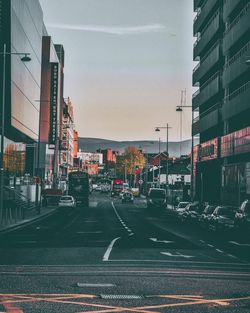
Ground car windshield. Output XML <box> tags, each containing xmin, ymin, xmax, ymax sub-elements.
<box><xmin>178</xmin><ymin>202</ymin><xmax>189</xmax><ymax>208</ymax></box>
<box><xmin>114</xmin><ymin>185</ymin><xmax>123</xmax><ymax>189</ymax></box>
<box><xmin>60</xmin><ymin>196</ymin><xmax>72</xmax><ymax>201</ymax></box>
<box><xmin>149</xmin><ymin>190</ymin><xmax>166</xmax><ymax>198</ymax></box>
<box><xmin>218</xmin><ymin>208</ymin><xmax>236</xmax><ymax>217</ymax></box>
<box><xmin>204</xmin><ymin>206</ymin><xmax>216</xmax><ymax>214</ymax></box>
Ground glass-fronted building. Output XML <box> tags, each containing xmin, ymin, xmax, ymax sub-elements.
<box><xmin>0</xmin><ymin>0</ymin><xmax>45</xmax><ymax>183</ymax></box>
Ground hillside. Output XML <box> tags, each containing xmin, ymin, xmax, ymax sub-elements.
<box><xmin>78</xmin><ymin>137</ymin><xmax>197</xmax><ymax>157</ymax></box>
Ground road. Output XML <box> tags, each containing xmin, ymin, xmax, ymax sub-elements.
<box><xmin>0</xmin><ymin>192</ymin><xmax>249</xmax><ymax>312</ymax></box>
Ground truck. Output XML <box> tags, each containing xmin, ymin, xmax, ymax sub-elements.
<box><xmin>111</xmin><ymin>179</ymin><xmax>124</xmax><ymax>197</ymax></box>
<box><xmin>68</xmin><ymin>171</ymin><xmax>90</xmax><ymax>206</ymax></box>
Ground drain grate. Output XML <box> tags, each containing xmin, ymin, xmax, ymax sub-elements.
<box><xmin>100</xmin><ymin>294</ymin><xmax>144</xmax><ymax>300</ymax></box>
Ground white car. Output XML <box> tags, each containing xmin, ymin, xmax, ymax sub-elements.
<box><xmin>58</xmin><ymin>196</ymin><xmax>76</xmax><ymax>208</ymax></box>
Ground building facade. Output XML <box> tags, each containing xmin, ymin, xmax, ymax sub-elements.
<box><xmin>0</xmin><ymin>0</ymin><xmax>45</xmax><ymax>183</ymax></box>
<box><xmin>192</xmin><ymin>0</ymin><xmax>250</xmax><ymax>205</ymax></box>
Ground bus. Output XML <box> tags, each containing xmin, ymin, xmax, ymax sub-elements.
<box><xmin>111</xmin><ymin>179</ymin><xmax>124</xmax><ymax>197</ymax></box>
<box><xmin>68</xmin><ymin>171</ymin><xmax>90</xmax><ymax>206</ymax></box>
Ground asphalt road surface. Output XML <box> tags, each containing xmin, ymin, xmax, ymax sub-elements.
<box><xmin>0</xmin><ymin>193</ymin><xmax>249</xmax><ymax>312</ymax></box>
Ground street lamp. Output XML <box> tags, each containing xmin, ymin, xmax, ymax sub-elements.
<box><xmin>155</xmin><ymin>124</ymin><xmax>171</xmax><ymax>189</ymax></box>
<box><xmin>0</xmin><ymin>44</ymin><xmax>31</xmax><ymax>223</ymax></box>
<box><xmin>176</xmin><ymin>104</ymin><xmax>193</xmax><ymax>200</ymax></box>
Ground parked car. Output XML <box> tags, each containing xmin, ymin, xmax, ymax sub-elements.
<box><xmin>234</xmin><ymin>200</ymin><xmax>250</xmax><ymax>232</ymax></box>
<box><xmin>121</xmin><ymin>191</ymin><xmax>134</xmax><ymax>203</ymax></box>
<box><xmin>58</xmin><ymin>196</ymin><xmax>76</xmax><ymax>208</ymax></box>
<box><xmin>172</xmin><ymin>201</ymin><xmax>190</xmax><ymax>217</ymax></box>
<box><xmin>95</xmin><ymin>185</ymin><xmax>102</xmax><ymax>191</ymax></box>
<box><xmin>147</xmin><ymin>188</ymin><xmax>167</xmax><ymax>212</ymax></box>
<box><xmin>210</xmin><ymin>206</ymin><xmax>237</xmax><ymax>232</ymax></box>
<box><xmin>199</xmin><ymin>204</ymin><xmax>217</xmax><ymax>228</ymax></box>
<box><xmin>179</xmin><ymin>202</ymin><xmax>202</xmax><ymax>223</ymax></box>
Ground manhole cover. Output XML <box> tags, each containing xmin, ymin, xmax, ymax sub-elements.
<box><xmin>100</xmin><ymin>295</ymin><xmax>144</xmax><ymax>300</ymax></box>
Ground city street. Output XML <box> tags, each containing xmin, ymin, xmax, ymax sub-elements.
<box><xmin>0</xmin><ymin>193</ymin><xmax>249</xmax><ymax>312</ymax></box>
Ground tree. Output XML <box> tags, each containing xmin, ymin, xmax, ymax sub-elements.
<box><xmin>116</xmin><ymin>146</ymin><xmax>145</xmax><ymax>181</ymax></box>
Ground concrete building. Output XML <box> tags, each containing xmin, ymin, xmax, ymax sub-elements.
<box><xmin>192</xmin><ymin>0</ymin><xmax>250</xmax><ymax>205</ymax></box>
<box><xmin>59</xmin><ymin>98</ymin><xmax>75</xmax><ymax>177</ymax></box>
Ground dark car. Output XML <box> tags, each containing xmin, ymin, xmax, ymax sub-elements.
<box><xmin>121</xmin><ymin>191</ymin><xmax>134</xmax><ymax>204</ymax></box>
<box><xmin>199</xmin><ymin>205</ymin><xmax>217</xmax><ymax>228</ymax></box>
<box><xmin>179</xmin><ymin>202</ymin><xmax>202</xmax><ymax>223</ymax></box>
<box><xmin>210</xmin><ymin>206</ymin><xmax>237</xmax><ymax>232</ymax></box>
<box><xmin>234</xmin><ymin>200</ymin><xmax>250</xmax><ymax>233</ymax></box>
<box><xmin>147</xmin><ymin>188</ymin><xmax>167</xmax><ymax>212</ymax></box>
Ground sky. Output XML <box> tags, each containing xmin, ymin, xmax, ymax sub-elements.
<box><xmin>39</xmin><ymin>0</ymin><xmax>195</xmax><ymax>142</ymax></box>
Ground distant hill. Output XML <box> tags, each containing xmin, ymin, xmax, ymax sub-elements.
<box><xmin>78</xmin><ymin>137</ymin><xmax>198</xmax><ymax>157</ymax></box>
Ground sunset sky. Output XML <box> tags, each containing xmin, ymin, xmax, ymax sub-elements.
<box><xmin>39</xmin><ymin>0</ymin><xmax>195</xmax><ymax>141</ymax></box>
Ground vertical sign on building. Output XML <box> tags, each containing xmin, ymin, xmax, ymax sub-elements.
<box><xmin>49</xmin><ymin>63</ymin><xmax>59</xmax><ymax>145</ymax></box>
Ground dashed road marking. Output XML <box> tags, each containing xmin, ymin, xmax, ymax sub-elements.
<box><xmin>111</xmin><ymin>201</ymin><xmax>134</xmax><ymax>235</ymax></box>
<box><xmin>161</xmin><ymin>252</ymin><xmax>194</xmax><ymax>259</ymax></box>
<box><xmin>216</xmin><ymin>249</ymin><xmax>224</xmax><ymax>254</ymax></box>
<box><xmin>229</xmin><ymin>241</ymin><xmax>250</xmax><ymax>247</ymax></box>
<box><xmin>150</xmin><ymin>238</ymin><xmax>174</xmax><ymax>244</ymax></box>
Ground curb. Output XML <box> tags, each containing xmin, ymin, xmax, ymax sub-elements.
<box><xmin>0</xmin><ymin>207</ymin><xmax>57</xmax><ymax>234</ymax></box>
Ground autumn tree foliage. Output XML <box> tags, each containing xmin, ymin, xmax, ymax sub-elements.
<box><xmin>116</xmin><ymin>146</ymin><xmax>145</xmax><ymax>178</ymax></box>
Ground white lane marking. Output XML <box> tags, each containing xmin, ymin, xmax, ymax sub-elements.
<box><xmin>150</xmin><ymin>238</ymin><xmax>174</xmax><ymax>244</ymax></box>
<box><xmin>229</xmin><ymin>241</ymin><xmax>250</xmax><ymax>247</ymax></box>
<box><xmin>199</xmin><ymin>240</ymin><xmax>205</xmax><ymax>244</ymax></box>
<box><xmin>77</xmin><ymin>283</ymin><xmax>115</xmax><ymax>287</ymax></box>
<box><xmin>207</xmin><ymin>244</ymin><xmax>214</xmax><ymax>248</ymax></box>
<box><xmin>111</xmin><ymin>201</ymin><xmax>134</xmax><ymax>235</ymax></box>
<box><xmin>216</xmin><ymin>249</ymin><xmax>224</xmax><ymax>254</ymax></box>
<box><xmin>103</xmin><ymin>237</ymin><xmax>120</xmax><ymax>262</ymax></box>
<box><xmin>161</xmin><ymin>252</ymin><xmax>194</xmax><ymax>259</ymax></box>
<box><xmin>227</xmin><ymin>254</ymin><xmax>238</xmax><ymax>259</ymax></box>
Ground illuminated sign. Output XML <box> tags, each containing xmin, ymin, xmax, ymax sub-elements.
<box><xmin>199</xmin><ymin>138</ymin><xmax>218</xmax><ymax>161</ymax></box>
<box><xmin>49</xmin><ymin>63</ymin><xmax>59</xmax><ymax>145</ymax></box>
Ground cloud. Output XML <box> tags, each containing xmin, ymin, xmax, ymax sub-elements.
<box><xmin>46</xmin><ymin>23</ymin><xmax>168</xmax><ymax>35</ymax></box>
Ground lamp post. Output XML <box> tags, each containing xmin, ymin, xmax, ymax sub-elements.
<box><xmin>176</xmin><ymin>104</ymin><xmax>193</xmax><ymax>200</ymax></box>
<box><xmin>0</xmin><ymin>44</ymin><xmax>31</xmax><ymax>222</ymax></box>
<box><xmin>155</xmin><ymin>124</ymin><xmax>172</xmax><ymax>189</ymax></box>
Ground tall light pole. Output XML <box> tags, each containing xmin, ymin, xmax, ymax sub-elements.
<box><xmin>176</xmin><ymin>104</ymin><xmax>193</xmax><ymax>200</ymax></box>
<box><xmin>155</xmin><ymin>124</ymin><xmax>172</xmax><ymax>189</ymax></box>
<box><xmin>0</xmin><ymin>44</ymin><xmax>31</xmax><ymax>222</ymax></box>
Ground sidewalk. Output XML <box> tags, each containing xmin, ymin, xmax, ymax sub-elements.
<box><xmin>0</xmin><ymin>205</ymin><xmax>57</xmax><ymax>233</ymax></box>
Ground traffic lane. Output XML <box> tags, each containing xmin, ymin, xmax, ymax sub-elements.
<box><xmin>0</xmin><ymin>194</ymin><xmax>128</xmax><ymax>265</ymax></box>
<box><xmin>0</xmin><ymin>266</ymin><xmax>250</xmax><ymax>312</ymax></box>
<box><xmin>109</xmin><ymin>198</ymin><xmax>240</xmax><ymax>265</ymax></box>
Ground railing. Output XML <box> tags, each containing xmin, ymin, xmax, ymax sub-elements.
<box><xmin>2</xmin><ymin>186</ymin><xmax>37</xmax><ymax>225</ymax></box>
<box><xmin>192</xmin><ymin>102</ymin><xmax>220</xmax><ymax>123</ymax></box>
<box><xmin>224</xmin><ymin>81</ymin><xmax>250</xmax><ymax>102</ymax></box>
<box><xmin>225</xmin><ymin>2</ymin><xmax>250</xmax><ymax>33</ymax></box>
<box><xmin>225</xmin><ymin>41</ymin><xmax>250</xmax><ymax>68</ymax></box>
<box><xmin>200</xmin><ymin>71</ymin><xmax>220</xmax><ymax>91</ymax></box>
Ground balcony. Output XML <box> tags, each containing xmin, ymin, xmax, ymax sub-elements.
<box><xmin>193</xmin><ymin>0</ymin><xmax>218</xmax><ymax>35</ymax></box>
<box><xmin>192</xmin><ymin>73</ymin><xmax>220</xmax><ymax>110</ymax></box>
<box><xmin>193</xmin><ymin>41</ymin><xmax>220</xmax><ymax>85</ymax></box>
<box><xmin>223</xmin><ymin>41</ymin><xmax>250</xmax><ymax>87</ymax></box>
<box><xmin>223</xmin><ymin>0</ymin><xmax>242</xmax><ymax>21</ymax></box>
<box><xmin>223</xmin><ymin>3</ymin><xmax>250</xmax><ymax>53</ymax></box>
<box><xmin>222</xmin><ymin>81</ymin><xmax>250</xmax><ymax>120</ymax></box>
<box><xmin>194</xmin><ymin>11</ymin><xmax>220</xmax><ymax>59</ymax></box>
<box><xmin>194</xmin><ymin>0</ymin><xmax>205</xmax><ymax>11</ymax></box>
<box><xmin>192</xmin><ymin>104</ymin><xmax>220</xmax><ymax>135</ymax></box>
